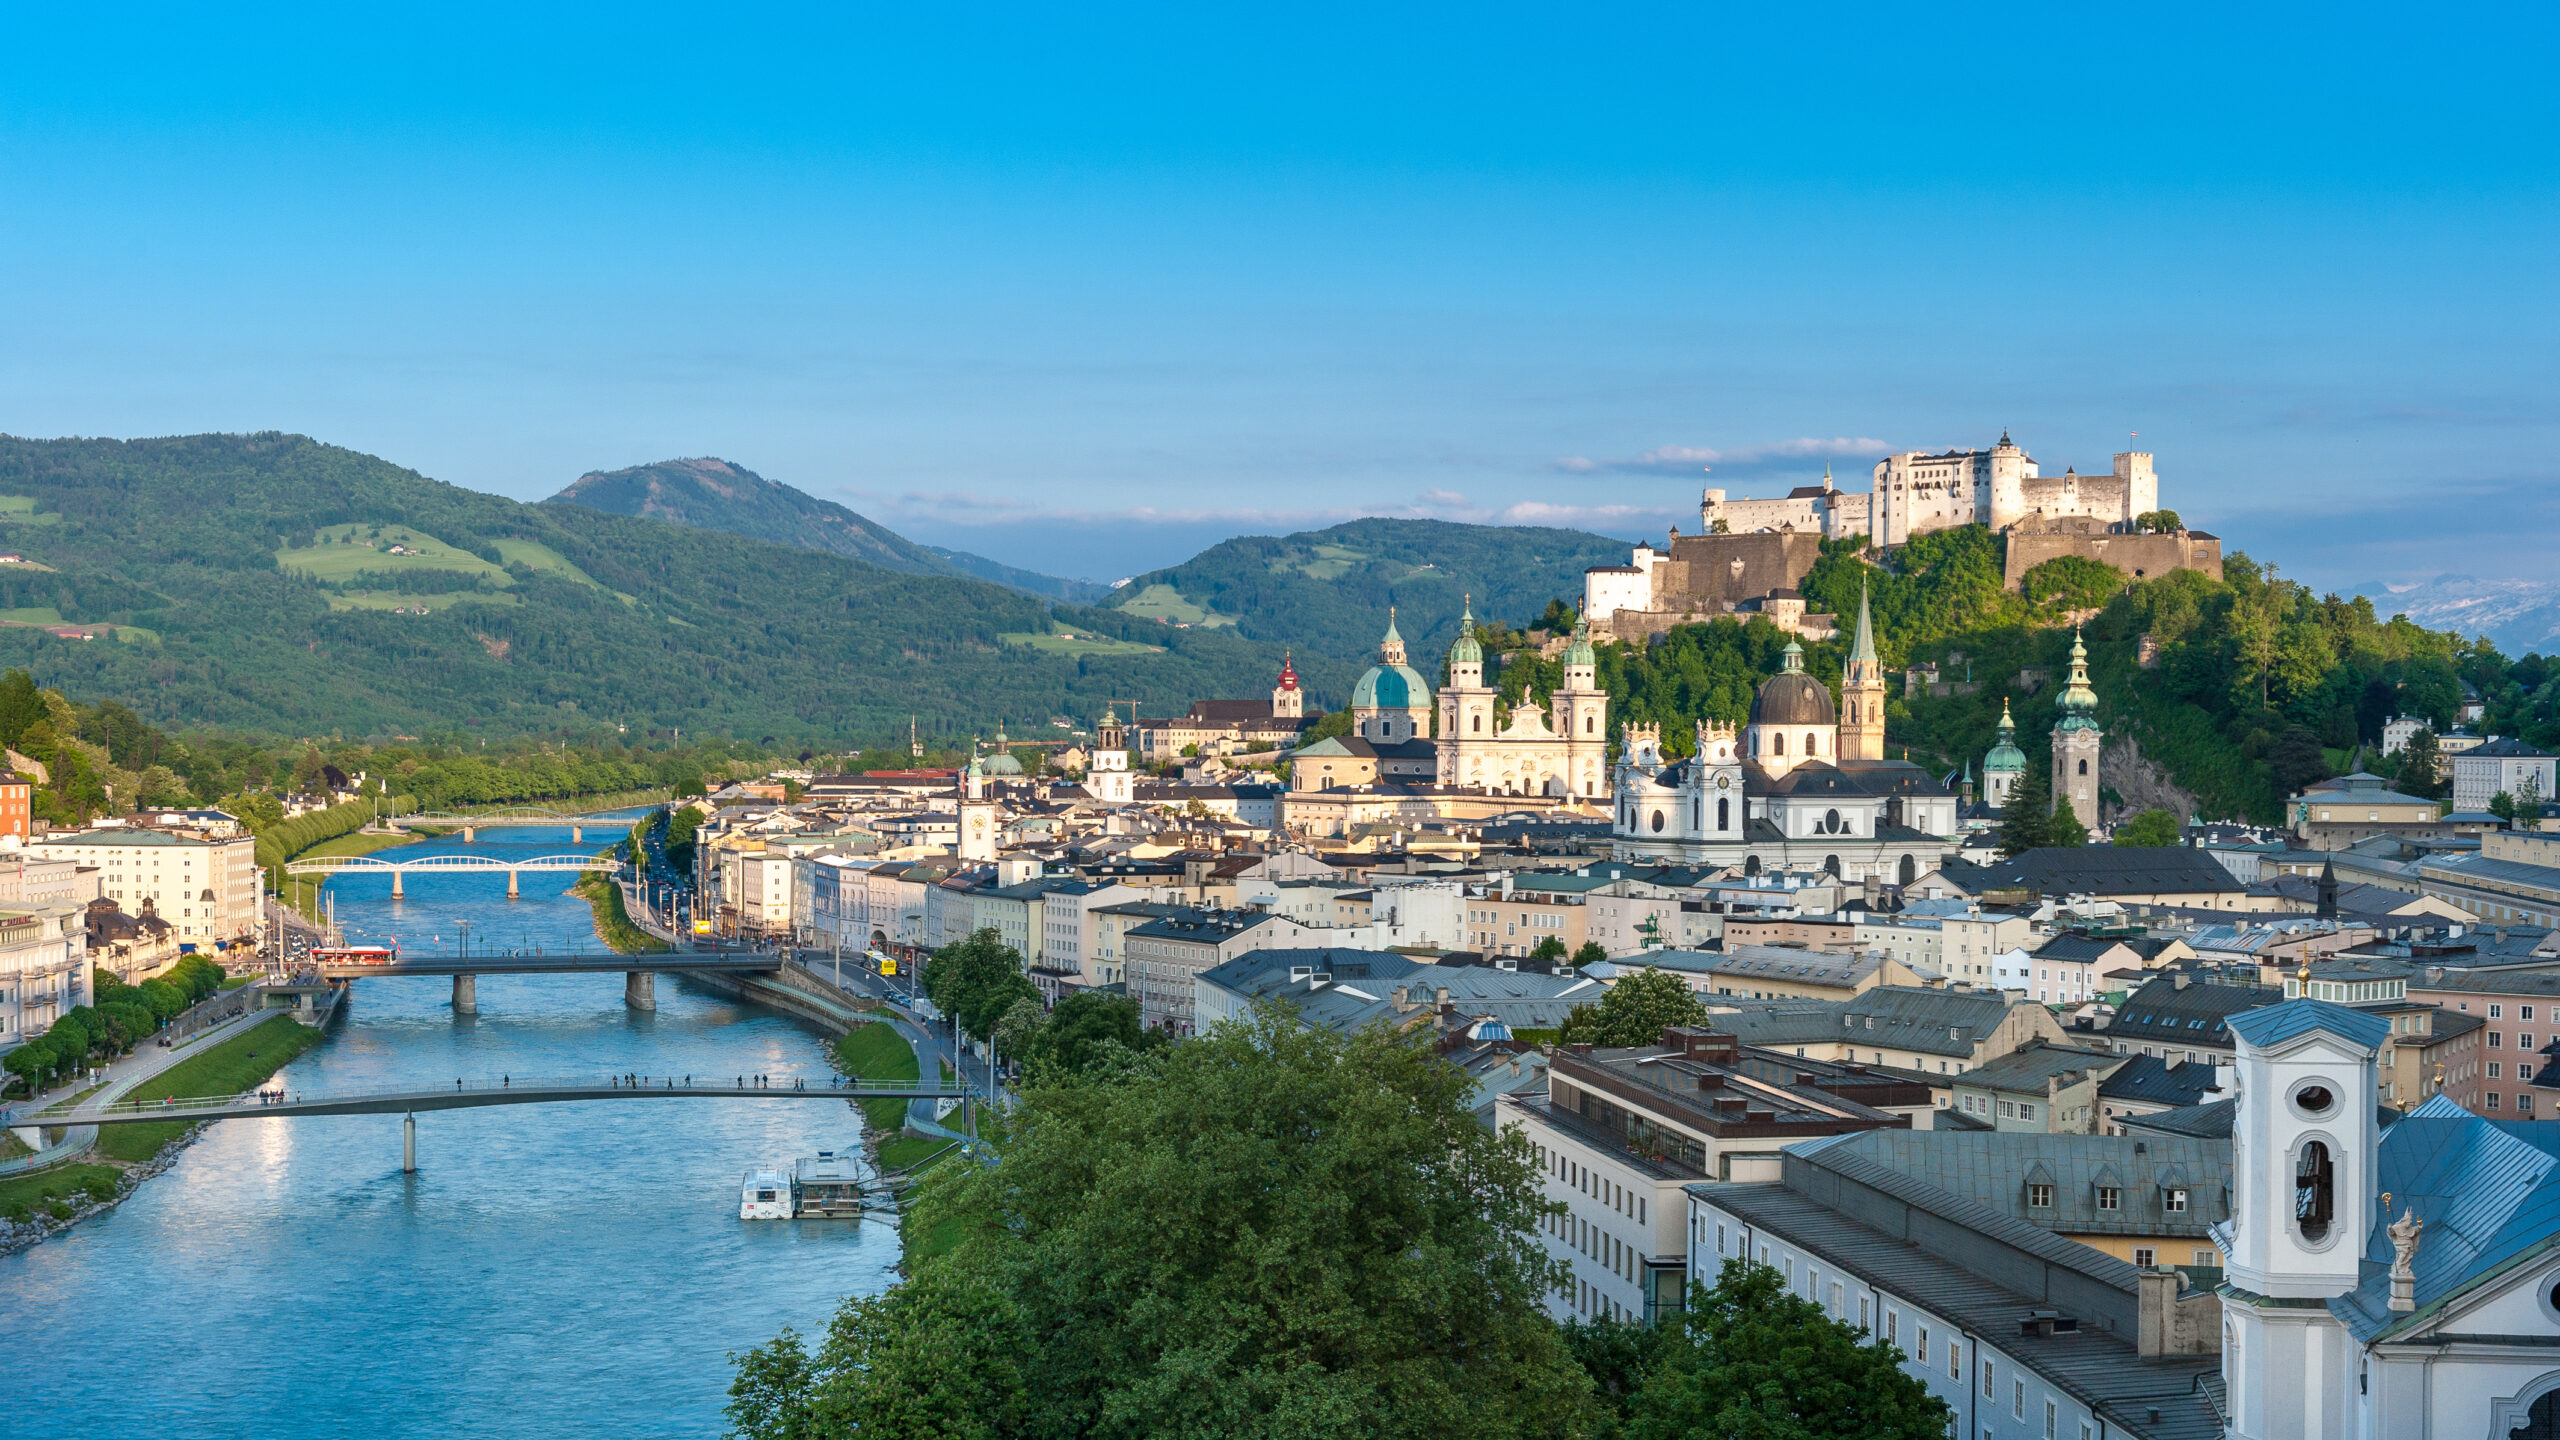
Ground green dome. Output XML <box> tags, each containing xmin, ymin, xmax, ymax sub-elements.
<box><xmin>1564</xmin><ymin>617</ymin><xmax>1594</xmax><ymax>668</ymax></box>
<box><xmin>984</xmin><ymin>751</ymin><xmax>1025</xmax><ymax>776</ymax></box>
<box><xmin>1448</xmin><ymin>597</ymin><xmax>1482</xmax><ymax>666</ymax></box>
<box><xmin>1985</xmin><ymin>697</ymin><xmax>2026</xmax><ymax>773</ymax></box>
<box><xmin>1353</xmin><ymin>662</ymin><xmax>1432</xmax><ymax>710</ymax></box>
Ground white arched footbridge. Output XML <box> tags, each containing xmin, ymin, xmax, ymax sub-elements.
<box><xmin>281</xmin><ymin>852</ymin><xmax>615</xmax><ymax>898</ymax></box>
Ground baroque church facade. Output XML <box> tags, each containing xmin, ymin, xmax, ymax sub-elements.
<box><xmin>1606</xmin><ymin>586</ymin><xmax>1959</xmax><ymax>881</ymax></box>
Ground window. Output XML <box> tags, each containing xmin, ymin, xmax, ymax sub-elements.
<box><xmin>2015</xmin><ymin>1379</ymin><xmax>2026</xmax><ymax>1420</ymax></box>
<box><xmin>2493</xmin><ymin>1032</ymin><xmax>2506</xmax><ymax>1049</ymax></box>
<box><xmin>1886</xmin><ymin>1310</ymin><xmax>1898</xmax><ymax>1344</ymax></box>
<box><xmin>1717</xmin><ymin>1222</ymin><xmax>1728</xmax><ymax>1255</ymax></box>
<box><xmin>1917</xmin><ymin>1326</ymin><xmax>1929</xmax><ymax>1363</ymax></box>
<box><xmin>2097</xmin><ymin>1187</ymin><xmax>2121</xmax><ymax>1211</ymax></box>
<box><xmin>2296</xmin><ymin>1141</ymin><xmax>2335</xmax><ymax>1241</ymax></box>
<box><xmin>2165</xmin><ymin>1188</ymin><xmax>2189</xmax><ymax>1213</ymax></box>
<box><xmin>2019</xmin><ymin>1103</ymin><xmax>2036</xmax><ymax>1121</ymax></box>
<box><xmin>2527</xmin><ymin>1005</ymin><xmax>2538</xmax><ymax>1021</ymax></box>
<box><xmin>2027</xmin><ymin>1183</ymin><xmax>2054</xmax><ymax>1208</ymax></box>
<box><xmin>2195</xmin><ymin>1249</ymin><xmax>2218</xmax><ymax>1266</ymax></box>
<box><xmin>2045</xmin><ymin>1399</ymin><xmax>2059</xmax><ymax>1438</ymax></box>
<box><xmin>2492</xmin><ymin>1062</ymin><xmax>2504</xmax><ymax>1079</ymax></box>
<box><xmin>2493</xmin><ymin>1004</ymin><xmax>2505</xmax><ymax>1019</ymax></box>
<box><xmin>2488</xmin><ymin>1092</ymin><xmax>2503</xmax><ymax>1109</ymax></box>
<box><xmin>2133</xmin><ymin>1247</ymin><xmax>2156</xmax><ymax>1267</ymax></box>
<box><xmin>1982</xmin><ymin>1360</ymin><xmax>1994</xmax><ymax>1399</ymax></box>
<box><xmin>1948</xmin><ymin>1338</ymin><xmax>1961</xmax><ymax>1380</ymax></box>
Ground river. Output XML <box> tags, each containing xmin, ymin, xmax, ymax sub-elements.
<box><xmin>0</xmin><ymin>820</ymin><xmax>896</xmax><ymax>1438</ymax></box>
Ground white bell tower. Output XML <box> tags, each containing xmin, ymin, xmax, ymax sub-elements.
<box><xmin>2219</xmin><ymin>996</ymin><xmax>2390</xmax><ymax>1440</ymax></box>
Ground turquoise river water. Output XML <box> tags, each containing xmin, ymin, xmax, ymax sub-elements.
<box><xmin>0</xmin><ymin>821</ymin><xmax>897</xmax><ymax>1437</ymax></box>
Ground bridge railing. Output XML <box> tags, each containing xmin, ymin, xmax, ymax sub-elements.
<box><xmin>89</xmin><ymin>1073</ymin><xmax>959</xmax><ymax>1117</ymax></box>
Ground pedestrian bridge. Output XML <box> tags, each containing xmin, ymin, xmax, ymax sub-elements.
<box><xmin>82</xmin><ymin>1073</ymin><xmax>968</xmax><ymax>1124</ymax></box>
<box><xmin>78</xmin><ymin>1074</ymin><xmax>983</xmax><ymax>1173</ymax></box>
<box><xmin>381</xmin><ymin>807</ymin><xmax>643</xmax><ymax>843</ymax></box>
<box><xmin>282</xmin><ymin>853</ymin><xmax>615</xmax><ymax>897</ymax></box>
<box><xmin>304</xmin><ymin>949</ymin><xmax>781</xmax><ymax>1015</ymax></box>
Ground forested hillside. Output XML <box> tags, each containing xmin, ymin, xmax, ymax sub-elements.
<box><xmin>0</xmin><ymin>433</ymin><xmax>1290</xmax><ymax>744</ymax></box>
<box><xmin>1477</xmin><ymin>528</ymin><xmax>2547</xmax><ymax>825</ymax></box>
<box><xmin>546</xmin><ymin>457</ymin><xmax>1108</xmax><ymax>603</ymax></box>
<box><xmin>1104</xmin><ymin>518</ymin><xmax>1633</xmax><ymax>664</ymax></box>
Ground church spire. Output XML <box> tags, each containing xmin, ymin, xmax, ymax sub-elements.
<box><xmin>1850</xmin><ymin>579</ymin><xmax>1878</xmax><ymax>667</ymax></box>
<box><xmin>2056</xmin><ymin>625</ymin><xmax>2099</xmax><ymax>729</ymax></box>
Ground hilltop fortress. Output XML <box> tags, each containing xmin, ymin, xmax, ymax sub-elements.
<box><xmin>1585</xmin><ymin>433</ymin><xmax>2220</xmax><ymax>642</ymax></box>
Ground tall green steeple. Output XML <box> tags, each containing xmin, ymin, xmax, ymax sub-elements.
<box><xmin>2055</xmin><ymin>626</ymin><xmax>2100</xmax><ymax>732</ymax></box>
<box><xmin>1449</xmin><ymin>595</ymin><xmax>1482</xmax><ymax>667</ymax></box>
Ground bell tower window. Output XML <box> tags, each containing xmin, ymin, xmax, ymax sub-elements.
<box><xmin>1773</xmin><ymin>733</ymin><xmax>1785</xmax><ymax>756</ymax></box>
<box><xmin>2295</xmin><ymin>1140</ymin><xmax>2335</xmax><ymax>1242</ymax></box>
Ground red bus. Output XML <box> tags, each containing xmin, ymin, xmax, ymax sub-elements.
<box><xmin>311</xmin><ymin>945</ymin><xmax>399</xmax><ymax>966</ymax></box>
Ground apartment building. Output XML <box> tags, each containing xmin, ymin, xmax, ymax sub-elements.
<box><xmin>35</xmin><ymin>824</ymin><xmax>259</xmax><ymax>951</ymax></box>
<box><xmin>0</xmin><ymin>902</ymin><xmax>91</xmax><ymax>1048</ymax></box>
<box><xmin>1460</xmin><ymin>886</ymin><xmax>1590</xmax><ymax>957</ymax></box>
<box><xmin>2401</xmin><ymin>965</ymin><xmax>2560</xmax><ymax>1118</ymax></box>
<box><xmin>1707</xmin><ymin>985</ymin><xmax>2069</xmax><ymax>1077</ymax></box>
<box><xmin>1499</xmin><ymin>1026</ymin><xmax>1925</xmax><ymax>1325</ymax></box>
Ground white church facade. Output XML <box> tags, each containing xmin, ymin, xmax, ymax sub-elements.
<box><xmin>2218</xmin><ymin>995</ymin><xmax>2560</xmax><ymax>1440</ymax></box>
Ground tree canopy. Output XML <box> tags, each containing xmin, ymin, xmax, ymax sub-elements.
<box><xmin>727</xmin><ymin>1013</ymin><xmax>1592</xmax><ymax>1440</ymax></box>
<box><xmin>1557</xmin><ymin>970</ymin><xmax>1708</xmax><ymax>1049</ymax></box>
<box><xmin>1626</xmin><ymin>1260</ymin><xmax>1951</xmax><ymax>1440</ymax></box>
<box><xmin>922</xmin><ymin>927</ymin><xmax>1041</xmax><ymax>1041</ymax></box>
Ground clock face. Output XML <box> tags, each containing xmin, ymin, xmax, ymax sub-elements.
<box><xmin>1715</xmin><ymin>775</ymin><xmax>1732</xmax><ymax>790</ymax></box>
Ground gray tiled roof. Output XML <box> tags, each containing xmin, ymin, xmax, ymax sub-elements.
<box><xmin>1941</xmin><ymin>846</ymin><xmax>2247</xmax><ymax>896</ymax></box>
<box><xmin>1696</xmin><ymin>1151</ymin><xmax>2222</xmax><ymax>1439</ymax></box>
<box><xmin>2097</xmin><ymin>1054</ymin><xmax>2222</xmax><ymax>1108</ymax></box>
<box><xmin>1804</xmin><ymin>1128</ymin><xmax>2230</xmax><ymax>1239</ymax></box>
<box><xmin>1952</xmin><ymin>1041</ymin><xmax>2125</xmax><ymax>1096</ymax></box>
<box><xmin>1710</xmin><ymin>985</ymin><xmax>2022</xmax><ymax>1059</ymax></box>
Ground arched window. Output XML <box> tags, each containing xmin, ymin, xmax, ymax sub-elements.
<box><xmin>2078</xmin><ymin>758</ymin><xmax>2089</xmax><ymax>775</ymax></box>
<box><xmin>2296</xmin><ymin>1140</ymin><xmax>2335</xmax><ymax>1242</ymax></box>
<box><xmin>1585</xmin><ymin>716</ymin><xmax>1594</xmax><ymax>734</ymax></box>
<box><xmin>1824</xmin><ymin>854</ymin><xmax>1841</xmax><ymax>877</ymax></box>
<box><xmin>1693</xmin><ymin>799</ymin><xmax>1702</xmax><ymax>829</ymax></box>
<box><xmin>1650</xmin><ymin>809</ymin><xmax>1666</xmax><ymax>834</ymax></box>
<box><xmin>1718</xmin><ymin>797</ymin><xmax>1730</xmax><ymax>831</ymax></box>
<box><xmin>1898</xmin><ymin>854</ymin><xmax>1917</xmax><ymax>886</ymax></box>
<box><xmin>1807</xmin><ymin>731</ymin><xmax>1820</xmax><ymax>755</ymax></box>
<box><xmin>1773</xmin><ymin>733</ymin><xmax>1786</xmax><ymax>756</ymax></box>
<box><xmin>1744</xmin><ymin>854</ymin><xmax>1761</xmax><ymax>876</ymax></box>
<box><xmin>1472</xmin><ymin>714</ymin><xmax>1481</xmax><ymax>733</ymax></box>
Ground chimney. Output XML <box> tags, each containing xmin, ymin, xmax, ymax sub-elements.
<box><xmin>2172</xmin><ymin>972</ymin><xmax>2190</xmax><ymax>990</ymax></box>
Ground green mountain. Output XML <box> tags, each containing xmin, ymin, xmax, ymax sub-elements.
<box><xmin>0</xmin><ymin>432</ymin><xmax>1286</xmax><ymax>743</ymax></box>
<box><xmin>546</xmin><ymin>457</ymin><xmax>1108</xmax><ymax>603</ymax></box>
<box><xmin>1106</xmin><ymin>518</ymin><xmax>1633</xmax><ymax>663</ymax></box>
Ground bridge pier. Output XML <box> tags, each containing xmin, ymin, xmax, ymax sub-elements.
<box><xmin>403</xmin><ymin>1112</ymin><xmax>417</xmax><ymax>1173</ymax></box>
<box><xmin>452</xmin><ymin>974</ymin><xmax>477</xmax><ymax>1015</ymax></box>
<box><xmin>507</xmin><ymin>868</ymin><xmax>520</xmax><ymax>899</ymax></box>
<box><xmin>571</xmin><ymin>825</ymin><xmax>582</xmax><ymax>843</ymax></box>
<box><xmin>462</xmin><ymin>825</ymin><xmax>476</xmax><ymax>843</ymax></box>
<box><xmin>625</xmin><ymin>971</ymin><xmax>656</xmax><ymax>1011</ymax></box>
<box><xmin>391</xmin><ymin>868</ymin><xmax>403</xmax><ymax>899</ymax></box>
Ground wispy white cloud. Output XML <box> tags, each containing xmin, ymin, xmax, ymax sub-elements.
<box><xmin>837</xmin><ymin>483</ymin><xmax>1676</xmax><ymax>536</ymax></box>
<box><xmin>1552</xmin><ymin>435</ymin><xmax>1893</xmax><ymax>476</ymax></box>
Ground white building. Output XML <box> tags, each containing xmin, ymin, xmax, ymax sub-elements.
<box><xmin>33</xmin><ymin>825</ymin><xmax>259</xmax><ymax>952</ymax></box>
<box><xmin>0</xmin><ymin>903</ymin><xmax>92</xmax><ymax>1050</ymax></box>
<box><xmin>2216</xmin><ymin>995</ymin><xmax>2560</xmax><ymax>1439</ymax></box>
<box><xmin>2449</xmin><ymin>736</ymin><xmax>2554</xmax><ymax>814</ymax></box>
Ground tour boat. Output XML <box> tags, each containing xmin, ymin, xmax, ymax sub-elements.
<box><xmin>793</xmin><ymin>1151</ymin><xmax>866</xmax><ymax>1218</ymax></box>
<box><xmin>738</xmin><ymin>1167</ymin><xmax>792</xmax><ymax>1220</ymax></box>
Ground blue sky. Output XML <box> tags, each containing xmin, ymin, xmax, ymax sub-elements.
<box><xmin>3</xmin><ymin>4</ymin><xmax>2554</xmax><ymax>589</ymax></box>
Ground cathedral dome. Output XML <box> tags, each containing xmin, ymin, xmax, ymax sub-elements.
<box><xmin>1353</xmin><ymin>661</ymin><xmax>1431</xmax><ymax>710</ymax></box>
<box><xmin>984</xmin><ymin>751</ymin><xmax>1025</xmax><ymax>776</ymax></box>
<box><xmin>1749</xmin><ymin>641</ymin><xmax>1836</xmax><ymax>726</ymax></box>
<box><xmin>1984</xmin><ymin>697</ymin><xmax>2027</xmax><ymax>774</ymax></box>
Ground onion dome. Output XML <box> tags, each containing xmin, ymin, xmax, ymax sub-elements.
<box><xmin>1984</xmin><ymin>697</ymin><xmax>2027</xmax><ymax>775</ymax></box>
<box><xmin>1749</xmin><ymin>639</ymin><xmax>1836</xmax><ymax>726</ymax></box>
<box><xmin>1448</xmin><ymin>597</ymin><xmax>1482</xmax><ymax>667</ymax></box>
<box><xmin>1275</xmin><ymin>652</ymin><xmax>1300</xmax><ymax>692</ymax></box>
<box><xmin>2055</xmin><ymin>626</ymin><xmax>2100</xmax><ymax>733</ymax></box>
<box><xmin>1564</xmin><ymin>616</ymin><xmax>1595</xmax><ymax>668</ymax></box>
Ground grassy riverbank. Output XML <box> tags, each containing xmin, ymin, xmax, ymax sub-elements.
<box><xmin>0</xmin><ymin>1162</ymin><xmax>121</xmax><ymax>1221</ymax></box>
<box><xmin>834</xmin><ymin>1022</ymin><xmax>918</xmax><ymax>1132</ymax></box>
<box><xmin>94</xmin><ymin>1014</ymin><xmax>328</xmax><ymax>1163</ymax></box>
<box><xmin>574</xmin><ymin>871</ymin><xmax>670</xmax><ymax>954</ymax></box>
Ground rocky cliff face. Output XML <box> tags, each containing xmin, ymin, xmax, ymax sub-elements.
<box><xmin>2100</xmin><ymin>731</ymin><xmax>2197</xmax><ymax>825</ymax></box>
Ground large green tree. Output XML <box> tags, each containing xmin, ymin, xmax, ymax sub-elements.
<box><xmin>1557</xmin><ymin>969</ymin><xmax>1709</xmax><ymax>1049</ymax></box>
<box><xmin>923</xmin><ymin>927</ymin><xmax>1040</xmax><ymax>1041</ymax></box>
<box><xmin>2047</xmin><ymin>795</ymin><xmax>2090</xmax><ymax>849</ymax></box>
<box><xmin>1996</xmin><ymin>767</ymin><xmax>2054</xmax><ymax>857</ymax></box>
<box><xmin>730</xmin><ymin>1013</ymin><xmax>1593</xmax><ymax>1440</ymax></box>
<box><xmin>1011</xmin><ymin>991</ymin><xmax>1163</xmax><ymax>1082</ymax></box>
<box><xmin>2113</xmin><ymin>808</ymin><xmax>2182</xmax><ymax>846</ymax></box>
<box><xmin>1627</xmin><ymin>1260</ymin><xmax>1951</xmax><ymax>1440</ymax></box>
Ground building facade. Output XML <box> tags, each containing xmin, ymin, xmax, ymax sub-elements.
<box><xmin>33</xmin><ymin>825</ymin><xmax>259</xmax><ymax>952</ymax></box>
